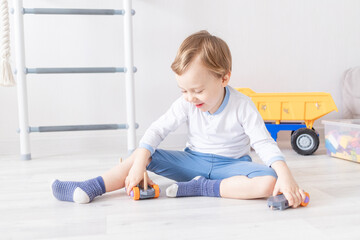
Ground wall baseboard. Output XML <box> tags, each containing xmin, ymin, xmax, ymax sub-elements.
<box><xmin>0</xmin><ymin>126</ymin><xmax>325</xmax><ymax>158</ymax></box>
<box><xmin>0</xmin><ymin>131</ymin><xmax>188</xmax><ymax>157</ymax></box>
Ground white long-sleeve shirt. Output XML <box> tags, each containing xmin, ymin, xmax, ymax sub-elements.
<box><xmin>139</xmin><ymin>86</ymin><xmax>284</xmax><ymax>166</ymax></box>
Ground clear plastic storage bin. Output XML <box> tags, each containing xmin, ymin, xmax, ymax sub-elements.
<box><xmin>322</xmin><ymin>119</ymin><xmax>360</xmax><ymax>163</ymax></box>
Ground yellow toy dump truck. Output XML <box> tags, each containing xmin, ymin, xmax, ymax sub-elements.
<box><xmin>236</xmin><ymin>88</ymin><xmax>338</xmax><ymax>155</ymax></box>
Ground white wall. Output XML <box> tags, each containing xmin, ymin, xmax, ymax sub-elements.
<box><xmin>1</xmin><ymin>0</ymin><xmax>360</xmax><ymax>154</ymax></box>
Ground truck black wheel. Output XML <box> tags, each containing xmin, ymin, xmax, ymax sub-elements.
<box><xmin>291</xmin><ymin>128</ymin><xmax>319</xmax><ymax>155</ymax></box>
<box><xmin>291</xmin><ymin>127</ymin><xmax>316</xmax><ymax>137</ymax></box>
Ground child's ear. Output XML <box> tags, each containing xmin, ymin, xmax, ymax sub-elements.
<box><xmin>221</xmin><ymin>72</ymin><xmax>231</xmax><ymax>87</ymax></box>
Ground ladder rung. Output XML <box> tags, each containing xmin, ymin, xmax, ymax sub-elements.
<box><xmin>25</xmin><ymin>67</ymin><xmax>137</xmax><ymax>74</ymax></box>
<box><xmin>28</xmin><ymin>123</ymin><xmax>139</xmax><ymax>133</ymax></box>
<box><xmin>21</xmin><ymin>8</ymin><xmax>135</xmax><ymax>16</ymax></box>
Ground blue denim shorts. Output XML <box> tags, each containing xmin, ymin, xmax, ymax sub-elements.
<box><xmin>147</xmin><ymin>148</ymin><xmax>277</xmax><ymax>182</ymax></box>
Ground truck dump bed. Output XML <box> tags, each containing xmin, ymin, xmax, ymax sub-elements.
<box><xmin>236</xmin><ymin>88</ymin><xmax>338</xmax><ymax>129</ymax></box>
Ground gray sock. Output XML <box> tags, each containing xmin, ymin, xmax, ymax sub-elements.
<box><xmin>166</xmin><ymin>176</ymin><xmax>221</xmax><ymax>198</ymax></box>
<box><xmin>51</xmin><ymin>176</ymin><xmax>106</xmax><ymax>203</ymax></box>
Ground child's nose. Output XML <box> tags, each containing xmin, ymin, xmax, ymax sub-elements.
<box><xmin>186</xmin><ymin>93</ymin><xmax>196</xmax><ymax>103</ymax></box>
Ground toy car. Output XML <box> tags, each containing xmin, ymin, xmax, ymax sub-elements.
<box><xmin>267</xmin><ymin>192</ymin><xmax>310</xmax><ymax>210</ymax></box>
<box><xmin>130</xmin><ymin>172</ymin><xmax>160</xmax><ymax>200</ymax></box>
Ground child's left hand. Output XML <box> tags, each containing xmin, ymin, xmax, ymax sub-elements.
<box><xmin>271</xmin><ymin>161</ymin><xmax>307</xmax><ymax>208</ymax></box>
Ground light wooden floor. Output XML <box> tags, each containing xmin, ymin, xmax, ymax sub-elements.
<box><xmin>1</xmin><ymin>138</ymin><xmax>360</xmax><ymax>240</ymax></box>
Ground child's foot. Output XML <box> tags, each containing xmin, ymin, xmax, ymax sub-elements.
<box><xmin>51</xmin><ymin>176</ymin><xmax>106</xmax><ymax>204</ymax></box>
<box><xmin>166</xmin><ymin>176</ymin><xmax>221</xmax><ymax>198</ymax></box>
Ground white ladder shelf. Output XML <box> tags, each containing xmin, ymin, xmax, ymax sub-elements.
<box><xmin>12</xmin><ymin>0</ymin><xmax>137</xmax><ymax>160</ymax></box>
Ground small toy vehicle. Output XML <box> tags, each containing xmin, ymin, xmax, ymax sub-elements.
<box><xmin>119</xmin><ymin>158</ymin><xmax>161</xmax><ymax>200</ymax></box>
<box><xmin>130</xmin><ymin>172</ymin><xmax>160</xmax><ymax>200</ymax></box>
<box><xmin>267</xmin><ymin>192</ymin><xmax>310</xmax><ymax>210</ymax></box>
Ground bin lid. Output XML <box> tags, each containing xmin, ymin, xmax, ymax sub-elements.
<box><xmin>322</xmin><ymin>119</ymin><xmax>360</xmax><ymax>129</ymax></box>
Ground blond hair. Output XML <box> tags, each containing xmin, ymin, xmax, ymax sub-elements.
<box><xmin>171</xmin><ymin>30</ymin><xmax>232</xmax><ymax>78</ymax></box>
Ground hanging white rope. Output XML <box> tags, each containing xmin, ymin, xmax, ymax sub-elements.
<box><xmin>0</xmin><ymin>0</ymin><xmax>15</xmax><ymax>86</ymax></box>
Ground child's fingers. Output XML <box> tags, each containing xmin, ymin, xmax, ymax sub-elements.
<box><xmin>147</xmin><ymin>177</ymin><xmax>155</xmax><ymax>186</ymax></box>
<box><xmin>283</xmin><ymin>192</ymin><xmax>295</xmax><ymax>207</ymax></box>
<box><xmin>124</xmin><ymin>177</ymin><xmax>130</xmax><ymax>195</ymax></box>
<box><xmin>292</xmin><ymin>190</ymin><xmax>302</xmax><ymax>208</ymax></box>
<box><xmin>299</xmin><ymin>189</ymin><xmax>306</xmax><ymax>201</ymax></box>
<box><xmin>272</xmin><ymin>184</ymin><xmax>280</xmax><ymax>196</ymax></box>
<box><xmin>125</xmin><ymin>177</ymin><xmax>136</xmax><ymax>196</ymax></box>
<box><xmin>127</xmin><ymin>181</ymin><xmax>135</xmax><ymax>196</ymax></box>
<box><xmin>125</xmin><ymin>177</ymin><xmax>129</xmax><ymax>190</ymax></box>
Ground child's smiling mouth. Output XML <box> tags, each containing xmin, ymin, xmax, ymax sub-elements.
<box><xmin>195</xmin><ymin>103</ymin><xmax>204</xmax><ymax>108</ymax></box>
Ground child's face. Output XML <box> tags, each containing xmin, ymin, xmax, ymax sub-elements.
<box><xmin>176</xmin><ymin>55</ymin><xmax>230</xmax><ymax>114</ymax></box>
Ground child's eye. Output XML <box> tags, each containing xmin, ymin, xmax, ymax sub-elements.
<box><xmin>195</xmin><ymin>90</ymin><xmax>204</xmax><ymax>94</ymax></box>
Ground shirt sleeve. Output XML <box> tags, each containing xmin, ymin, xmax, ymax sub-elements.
<box><xmin>240</xmin><ymin>97</ymin><xmax>285</xmax><ymax>166</ymax></box>
<box><xmin>138</xmin><ymin>97</ymin><xmax>188</xmax><ymax>155</ymax></box>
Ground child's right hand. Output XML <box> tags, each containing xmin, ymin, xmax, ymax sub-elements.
<box><xmin>125</xmin><ymin>164</ymin><xmax>144</xmax><ymax>195</ymax></box>
<box><xmin>124</xmin><ymin>148</ymin><xmax>153</xmax><ymax>195</ymax></box>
